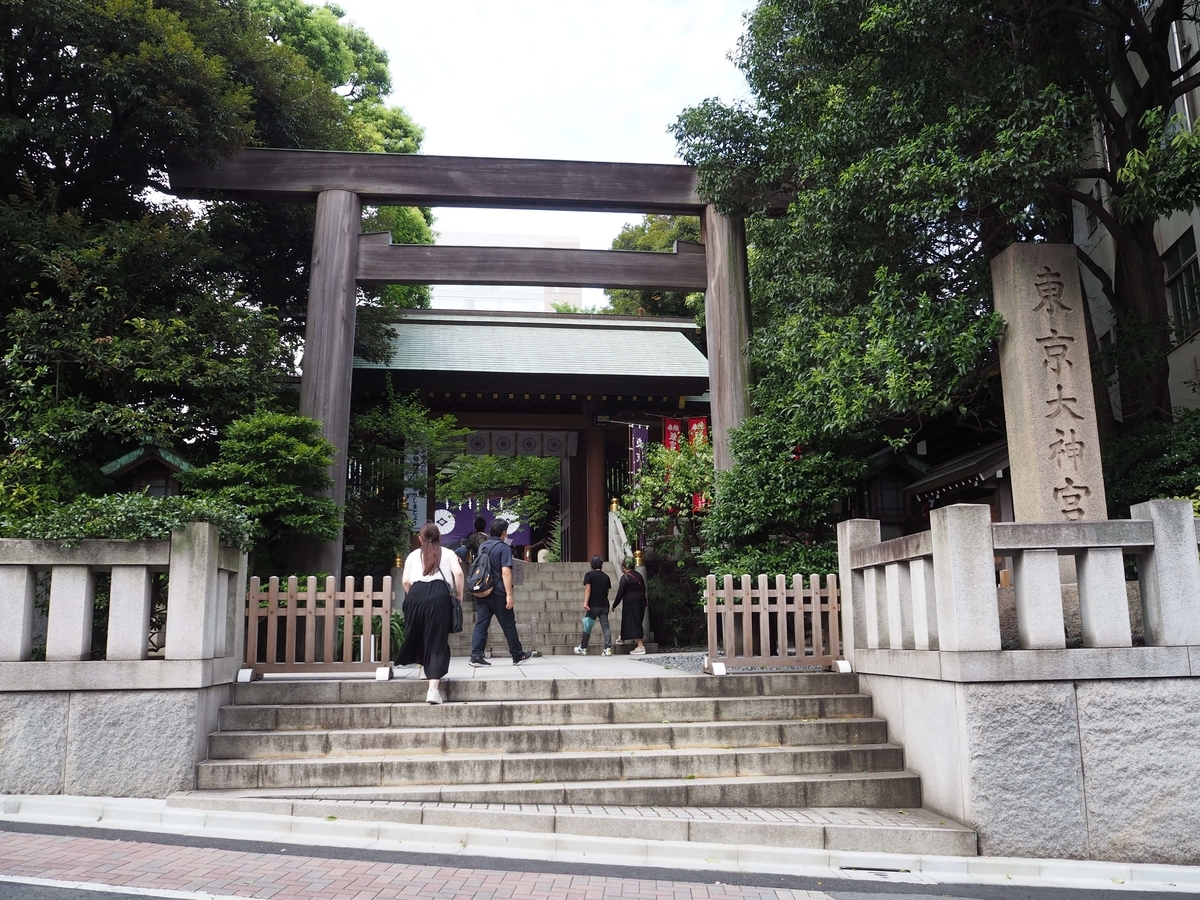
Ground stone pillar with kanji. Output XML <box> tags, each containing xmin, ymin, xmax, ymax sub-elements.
<box><xmin>991</xmin><ymin>244</ymin><xmax>1108</xmax><ymax>523</ymax></box>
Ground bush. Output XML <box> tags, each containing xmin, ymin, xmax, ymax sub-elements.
<box><xmin>2</xmin><ymin>492</ymin><xmax>252</xmax><ymax>548</ymax></box>
<box><xmin>1103</xmin><ymin>409</ymin><xmax>1200</xmax><ymax>516</ymax></box>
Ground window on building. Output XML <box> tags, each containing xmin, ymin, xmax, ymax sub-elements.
<box><xmin>869</xmin><ymin>478</ymin><xmax>907</xmax><ymax>521</ymax></box>
<box><xmin>1165</xmin><ymin>229</ymin><xmax>1200</xmax><ymax>340</ymax></box>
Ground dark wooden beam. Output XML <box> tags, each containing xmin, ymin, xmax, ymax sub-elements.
<box><xmin>169</xmin><ymin>148</ymin><xmax>704</xmax><ymax>213</ymax></box>
<box><xmin>355</xmin><ymin>235</ymin><xmax>708</xmax><ymax>289</ymax></box>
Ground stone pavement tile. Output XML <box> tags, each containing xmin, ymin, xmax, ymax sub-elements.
<box><xmin>0</xmin><ymin>829</ymin><xmax>830</xmax><ymax>899</ymax></box>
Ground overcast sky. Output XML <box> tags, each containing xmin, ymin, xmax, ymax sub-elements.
<box><xmin>333</xmin><ymin>0</ymin><xmax>752</xmax><ymax>251</ymax></box>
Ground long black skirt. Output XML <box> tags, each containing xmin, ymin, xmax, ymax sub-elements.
<box><xmin>619</xmin><ymin>597</ymin><xmax>646</xmax><ymax>641</ymax></box>
<box><xmin>395</xmin><ymin>580</ymin><xmax>454</xmax><ymax>680</ymax></box>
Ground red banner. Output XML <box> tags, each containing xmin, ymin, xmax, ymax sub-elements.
<box><xmin>692</xmin><ymin>492</ymin><xmax>708</xmax><ymax>513</ymax></box>
<box><xmin>687</xmin><ymin>416</ymin><xmax>709</xmax><ymax>445</ymax></box>
<box><xmin>663</xmin><ymin>418</ymin><xmax>684</xmax><ymax>451</ymax></box>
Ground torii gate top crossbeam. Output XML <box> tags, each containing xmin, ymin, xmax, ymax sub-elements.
<box><xmin>168</xmin><ymin>148</ymin><xmax>704</xmax><ymax>214</ymax></box>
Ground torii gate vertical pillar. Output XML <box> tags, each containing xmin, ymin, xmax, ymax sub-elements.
<box><xmin>702</xmin><ymin>206</ymin><xmax>752</xmax><ymax>472</ymax></box>
<box><xmin>296</xmin><ymin>189</ymin><xmax>361</xmax><ymax>579</ymax></box>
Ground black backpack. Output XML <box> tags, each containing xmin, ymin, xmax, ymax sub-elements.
<box><xmin>465</xmin><ymin>538</ymin><xmax>500</xmax><ymax>597</ymax></box>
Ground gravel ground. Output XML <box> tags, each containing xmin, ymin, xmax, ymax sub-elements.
<box><xmin>631</xmin><ymin>651</ymin><xmax>825</xmax><ymax>673</ymax></box>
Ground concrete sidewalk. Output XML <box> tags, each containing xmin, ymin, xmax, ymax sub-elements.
<box><xmin>2</xmin><ymin>794</ymin><xmax>1199</xmax><ymax>894</ymax></box>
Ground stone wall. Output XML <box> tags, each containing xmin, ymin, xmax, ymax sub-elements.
<box><xmin>861</xmin><ymin>673</ymin><xmax>1200</xmax><ymax>863</ymax></box>
<box><xmin>0</xmin><ymin>685</ymin><xmax>229</xmax><ymax>798</ymax></box>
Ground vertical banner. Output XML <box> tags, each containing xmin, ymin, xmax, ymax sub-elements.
<box><xmin>663</xmin><ymin>418</ymin><xmax>684</xmax><ymax>451</ymax></box>
<box><xmin>630</xmin><ymin>424</ymin><xmax>649</xmax><ymax>475</ymax></box>
<box><xmin>687</xmin><ymin>416</ymin><xmax>709</xmax><ymax>445</ymax></box>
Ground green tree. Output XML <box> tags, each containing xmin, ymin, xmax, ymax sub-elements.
<box><xmin>699</xmin><ymin>417</ymin><xmax>865</xmax><ymax>578</ymax></box>
<box><xmin>605</xmin><ymin>215</ymin><xmax>705</xmax><ymax>348</ymax></box>
<box><xmin>620</xmin><ymin>438</ymin><xmax>713</xmax><ymax>569</ymax></box>
<box><xmin>180</xmin><ymin>412</ymin><xmax>341</xmax><ymax>572</ymax></box>
<box><xmin>0</xmin><ymin>0</ymin><xmax>431</xmax><ymax>526</ymax></box>
<box><xmin>438</xmin><ymin>455</ymin><xmax>560</xmax><ymax>535</ymax></box>
<box><xmin>345</xmin><ymin>385</ymin><xmax>467</xmax><ymax>571</ymax></box>
<box><xmin>672</xmin><ymin>0</ymin><xmax>1200</xmax><ymax>427</ymax></box>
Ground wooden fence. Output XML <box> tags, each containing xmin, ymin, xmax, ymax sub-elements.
<box><xmin>703</xmin><ymin>574</ymin><xmax>841</xmax><ymax>673</ymax></box>
<box><xmin>245</xmin><ymin>575</ymin><xmax>393</xmax><ymax>677</ymax></box>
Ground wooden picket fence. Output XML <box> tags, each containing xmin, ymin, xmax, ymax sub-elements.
<box><xmin>244</xmin><ymin>575</ymin><xmax>394</xmax><ymax>677</ymax></box>
<box><xmin>703</xmin><ymin>574</ymin><xmax>841</xmax><ymax>673</ymax></box>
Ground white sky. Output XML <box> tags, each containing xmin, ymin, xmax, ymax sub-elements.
<box><xmin>333</xmin><ymin>0</ymin><xmax>752</xmax><ymax>255</ymax></box>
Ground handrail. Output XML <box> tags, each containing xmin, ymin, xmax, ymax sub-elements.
<box><xmin>608</xmin><ymin>508</ymin><xmax>633</xmax><ymax>565</ymax></box>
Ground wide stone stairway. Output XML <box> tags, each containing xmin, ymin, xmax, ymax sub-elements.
<box><xmin>170</xmin><ymin>666</ymin><xmax>977</xmax><ymax>854</ymax></box>
<box><xmin>450</xmin><ymin>561</ymin><xmax>655</xmax><ymax>657</ymax></box>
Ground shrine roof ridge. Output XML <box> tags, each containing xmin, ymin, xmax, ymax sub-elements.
<box><xmin>389</xmin><ymin>308</ymin><xmax>701</xmax><ymax>332</ymax></box>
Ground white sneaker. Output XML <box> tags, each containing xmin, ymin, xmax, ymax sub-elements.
<box><xmin>630</xmin><ymin>646</ymin><xmax>646</xmax><ymax>655</ymax></box>
<box><xmin>426</xmin><ymin>687</ymin><xmax>442</xmax><ymax>704</ymax></box>
<box><xmin>602</xmin><ymin>648</ymin><xmax>613</xmax><ymax>656</ymax></box>
<box><xmin>572</xmin><ymin>646</ymin><xmax>587</xmax><ymax>655</ymax></box>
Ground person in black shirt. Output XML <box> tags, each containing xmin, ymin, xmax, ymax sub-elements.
<box><xmin>573</xmin><ymin>555</ymin><xmax>612</xmax><ymax>656</ymax></box>
<box><xmin>468</xmin><ymin>519</ymin><xmax>532</xmax><ymax>666</ymax></box>
<box><xmin>613</xmin><ymin>557</ymin><xmax>648</xmax><ymax>655</ymax></box>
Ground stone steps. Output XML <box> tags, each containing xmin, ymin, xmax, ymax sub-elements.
<box><xmin>191</xmin><ymin>669</ymin><xmax>976</xmax><ymax>854</ymax></box>
<box><xmin>189</xmin><ymin>771</ymin><xmax>922</xmax><ymax>809</ymax></box>
<box><xmin>230</xmin><ymin>672</ymin><xmax>858</xmax><ymax>705</ymax></box>
<box><xmin>220</xmin><ymin>695</ymin><xmax>872</xmax><ymax>731</ymax></box>
<box><xmin>164</xmin><ymin>794</ymin><xmax>977</xmax><ymax>855</ymax></box>
<box><xmin>197</xmin><ymin>743</ymin><xmax>908</xmax><ymax>793</ymax></box>
<box><xmin>208</xmin><ymin>717</ymin><xmax>889</xmax><ymax>758</ymax></box>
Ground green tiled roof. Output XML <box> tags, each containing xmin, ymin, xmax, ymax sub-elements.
<box><xmin>356</xmin><ymin>311</ymin><xmax>708</xmax><ymax>381</ymax></box>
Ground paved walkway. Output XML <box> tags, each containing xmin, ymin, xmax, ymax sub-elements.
<box><xmin>384</xmin><ymin>654</ymin><xmax>689</xmax><ymax>681</ymax></box>
<box><xmin>0</xmin><ymin>829</ymin><xmax>823</xmax><ymax>899</ymax></box>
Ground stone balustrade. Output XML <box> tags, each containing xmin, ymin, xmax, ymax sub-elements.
<box><xmin>834</xmin><ymin>500</ymin><xmax>1200</xmax><ymax>864</ymax></box>
<box><xmin>0</xmin><ymin>523</ymin><xmax>248</xmax><ymax>798</ymax></box>
<box><xmin>840</xmin><ymin>499</ymin><xmax>1200</xmax><ymax>661</ymax></box>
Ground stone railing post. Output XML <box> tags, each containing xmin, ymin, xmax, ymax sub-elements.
<box><xmin>0</xmin><ymin>566</ymin><xmax>37</xmax><ymax>661</ymax></box>
<box><xmin>1131</xmin><ymin>499</ymin><xmax>1200</xmax><ymax>646</ymax></box>
<box><xmin>45</xmin><ymin>567</ymin><xmax>95</xmax><ymax>661</ymax></box>
<box><xmin>836</xmin><ymin>518</ymin><xmax>880</xmax><ymax>664</ymax></box>
<box><xmin>164</xmin><ymin>522</ymin><xmax>220</xmax><ymax>660</ymax></box>
<box><xmin>1012</xmin><ymin>548</ymin><xmax>1065</xmax><ymax>649</ymax></box>
<box><xmin>930</xmin><ymin>504</ymin><xmax>1002</xmax><ymax>651</ymax></box>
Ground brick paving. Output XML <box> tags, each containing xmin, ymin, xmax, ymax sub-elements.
<box><xmin>0</xmin><ymin>830</ymin><xmax>827</xmax><ymax>899</ymax></box>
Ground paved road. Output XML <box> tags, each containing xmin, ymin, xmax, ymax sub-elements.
<box><xmin>0</xmin><ymin>822</ymin><xmax>1164</xmax><ymax>900</ymax></box>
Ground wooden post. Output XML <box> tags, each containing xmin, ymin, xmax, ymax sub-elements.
<box><xmin>586</xmin><ymin>425</ymin><xmax>606</xmax><ymax>561</ymax></box>
<box><xmin>702</xmin><ymin>206</ymin><xmax>751</xmax><ymax>472</ymax></box>
<box><xmin>297</xmin><ymin>189</ymin><xmax>361</xmax><ymax>579</ymax></box>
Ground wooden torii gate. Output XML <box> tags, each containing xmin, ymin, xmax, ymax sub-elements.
<box><xmin>169</xmin><ymin>149</ymin><xmax>751</xmax><ymax>577</ymax></box>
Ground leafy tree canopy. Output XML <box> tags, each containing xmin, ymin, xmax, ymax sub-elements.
<box><xmin>606</xmin><ymin>215</ymin><xmax>704</xmax><ymax>323</ymax></box>
<box><xmin>673</xmin><ymin>0</ymin><xmax>1200</xmax><ymax>428</ymax></box>
<box><xmin>345</xmin><ymin>384</ymin><xmax>466</xmax><ymax>570</ymax></box>
<box><xmin>179</xmin><ymin>411</ymin><xmax>342</xmax><ymax>570</ymax></box>
<box><xmin>0</xmin><ymin>0</ymin><xmax>431</xmax><ymax>531</ymax></box>
<box><xmin>439</xmin><ymin>455</ymin><xmax>561</xmax><ymax>534</ymax></box>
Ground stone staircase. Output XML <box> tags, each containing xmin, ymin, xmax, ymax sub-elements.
<box><xmin>172</xmin><ymin>669</ymin><xmax>977</xmax><ymax>855</ymax></box>
<box><xmin>452</xmin><ymin>561</ymin><xmax>655</xmax><ymax>656</ymax></box>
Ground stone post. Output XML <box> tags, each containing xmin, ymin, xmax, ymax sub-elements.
<box><xmin>1130</xmin><ymin>499</ymin><xmax>1200</xmax><ymax>646</ymax></box>
<box><xmin>106</xmin><ymin>566</ymin><xmax>154</xmax><ymax>660</ymax></box>
<box><xmin>930</xmin><ymin>504</ymin><xmax>1002</xmax><ymax>651</ymax></box>
<box><xmin>0</xmin><ymin>566</ymin><xmax>36</xmax><ymax>661</ymax></box>
<box><xmin>836</xmin><ymin>518</ymin><xmax>881</xmax><ymax>665</ymax></box>
<box><xmin>164</xmin><ymin>523</ymin><xmax>220</xmax><ymax>660</ymax></box>
<box><xmin>297</xmin><ymin>189</ymin><xmax>362</xmax><ymax>579</ymax></box>
<box><xmin>702</xmin><ymin>207</ymin><xmax>751</xmax><ymax>473</ymax></box>
<box><xmin>991</xmin><ymin>244</ymin><xmax>1107</xmax><ymax>523</ymax></box>
<box><xmin>45</xmin><ymin>567</ymin><xmax>95</xmax><ymax>661</ymax></box>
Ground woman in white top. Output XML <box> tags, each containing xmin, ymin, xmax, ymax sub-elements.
<box><xmin>395</xmin><ymin>521</ymin><xmax>464</xmax><ymax>704</ymax></box>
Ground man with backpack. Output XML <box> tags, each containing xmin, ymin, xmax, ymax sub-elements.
<box><xmin>466</xmin><ymin>519</ymin><xmax>532</xmax><ymax>666</ymax></box>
